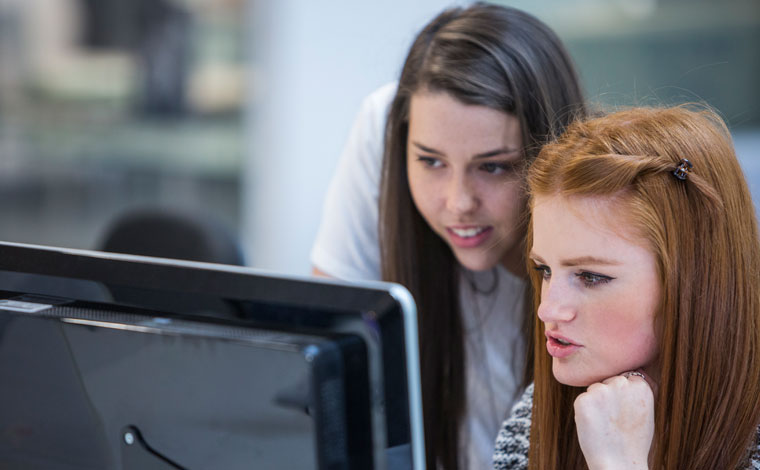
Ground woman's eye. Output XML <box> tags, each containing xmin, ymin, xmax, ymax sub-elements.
<box><xmin>479</xmin><ymin>161</ymin><xmax>519</xmax><ymax>175</ymax></box>
<box><xmin>533</xmin><ymin>265</ymin><xmax>551</xmax><ymax>280</ymax></box>
<box><xmin>480</xmin><ymin>162</ymin><xmax>506</xmax><ymax>174</ymax></box>
<box><xmin>417</xmin><ymin>156</ymin><xmax>443</xmax><ymax>168</ymax></box>
<box><xmin>575</xmin><ymin>271</ymin><xmax>613</xmax><ymax>287</ymax></box>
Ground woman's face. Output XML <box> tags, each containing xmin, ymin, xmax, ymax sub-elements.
<box><xmin>406</xmin><ymin>91</ymin><xmax>525</xmax><ymax>273</ymax></box>
<box><xmin>530</xmin><ymin>195</ymin><xmax>660</xmax><ymax>387</ymax></box>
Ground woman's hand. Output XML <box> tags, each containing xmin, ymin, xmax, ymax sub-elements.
<box><xmin>574</xmin><ymin>371</ymin><xmax>655</xmax><ymax>470</ymax></box>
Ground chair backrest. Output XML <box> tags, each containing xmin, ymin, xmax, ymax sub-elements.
<box><xmin>96</xmin><ymin>207</ymin><xmax>246</xmax><ymax>317</ymax></box>
<box><xmin>98</xmin><ymin>207</ymin><xmax>245</xmax><ymax>266</ymax></box>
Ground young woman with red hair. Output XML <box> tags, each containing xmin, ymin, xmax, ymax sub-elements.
<box><xmin>494</xmin><ymin>106</ymin><xmax>760</xmax><ymax>469</ymax></box>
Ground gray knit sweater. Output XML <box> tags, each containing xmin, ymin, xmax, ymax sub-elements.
<box><xmin>493</xmin><ymin>383</ymin><xmax>760</xmax><ymax>470</ymax></box>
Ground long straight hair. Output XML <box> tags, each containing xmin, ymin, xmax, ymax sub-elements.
<box><xmin>527</xmin><ymin>107</ymin><xmax>760</xmax><ymax>469</ymax></box>
<box><xmin>378</xmin><ymin>3</ymin><xmax>586</xmax><ymax>468</ymax></box>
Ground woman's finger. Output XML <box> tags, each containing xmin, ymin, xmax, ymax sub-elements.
<box><xmin>622</xmin><ymin>369</ymin><xmax>658</xmax><ymax>395</ymax></box>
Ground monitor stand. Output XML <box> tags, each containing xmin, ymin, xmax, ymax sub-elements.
<box><xmin>121</xmin><ymin>426</ymin><xmax>186</xmax><ymax>470</ymax></box>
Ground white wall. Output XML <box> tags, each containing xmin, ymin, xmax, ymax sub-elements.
<box><xmin>242</xmin><ymin>0</ymin><xmax>460</xmax><ymax>275</ymax></box>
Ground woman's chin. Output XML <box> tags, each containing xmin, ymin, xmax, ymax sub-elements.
<box><xmin>552</xmin><ymin>365</ymin><xmax>599</xmax><ymax>388</ymax></box>
<box><xmin>553</xmin><ymin>375</ymin><xmax>591</xmax><ymax>387</ymax></box>
<box><xmin>450</xmin><ymin>250</ymin><xmax>500</xmax><ymax>272</ymax></box>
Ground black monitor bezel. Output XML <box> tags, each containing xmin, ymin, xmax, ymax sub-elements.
<box><xmin>0</xmin><ymin>241</ymin><xmax>425</xmax><ymax>470</ymax></box>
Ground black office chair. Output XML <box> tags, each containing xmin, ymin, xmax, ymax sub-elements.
<box><xmin>96</xmin><ymin>206</ymin><xmax>246</xmax><ymax>317</ymax></box>
<box><xmin>97</xmin><ymin>207</ymin><xmax>245</xmax><ymax>266</ymax></box>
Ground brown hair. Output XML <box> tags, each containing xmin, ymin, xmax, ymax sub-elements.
<box><xmin>378</xmin><ymin>3</ymin><xmax>586</xmax><ymax>468</ymax></box>
<box><xmin>527</xmin><ymin>106</ymin><xmax>760</xmax><ymax>469</ymax></box>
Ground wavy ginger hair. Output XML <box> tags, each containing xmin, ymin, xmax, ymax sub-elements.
<box><xmin>526</xmin><ymin>107</ymin><xmax>760</xmax><ymax>469</ymax></box>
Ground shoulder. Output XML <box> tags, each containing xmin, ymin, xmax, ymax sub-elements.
<box><xmin>308</xmin><ymin>82</ymin><xmax>397</xmax><ymax>280</ymax></box>
<box><xmin>364</xmin><ymin>82</ymin><xmax>397</xmax><ymax>110</ymax></box>
<box><xmin>355</xmin><ymin>82</ymin><xmax>396</xmax><ymax>134</ymax></box>
<box><xmin>345</xmin><ymin>82</ymin><xmax>397</xmax><ymax>175</ymax></box>
<box><xmin>493</xmin><ymin>383</ymin><xmax>533</xmax><ymax>470</ymax></box>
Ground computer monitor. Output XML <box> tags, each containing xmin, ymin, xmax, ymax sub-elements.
<box><xmin>0</xmin><ymin>241</ymin><xmax>424</xmax><ymax>470</ymax></box>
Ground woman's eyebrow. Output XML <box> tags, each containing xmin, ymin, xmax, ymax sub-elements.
<box><xmin>411</xmin><ymin>141</ymin><xmax>444</xmax><ymax>155</ymax></box>
<box><xmin>560</xmin><ymin>256</ymin><xmax>621</xmax><ymax>267</ymax></box>
<box><xmin>411</xmin><ymin>141</ymin><xmax>521</xmax><ymax>159</ymax></box>
<box><xmin>472</xmin><ymin>147</ymin><xmax>521</xmax><ymax>160</ymax></box>
<box><xmin>528</xmin><ymin>253</ymin><xmax>621</xmax><ymax>267</ymax></box>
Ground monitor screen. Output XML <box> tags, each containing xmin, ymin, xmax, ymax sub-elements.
<box><xmin>0</xmin><ymin>241</ymin><xmax>424</xmax><ymax>470</ymax></box>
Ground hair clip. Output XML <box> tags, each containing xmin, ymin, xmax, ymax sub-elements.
<box><xmin>672</xmin><ymin>159</ymin><xmax>693</xmax><ymax>181</ymax></box>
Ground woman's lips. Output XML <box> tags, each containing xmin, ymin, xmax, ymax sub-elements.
<box><xmin>545</xmin><ymin>331</ymin><xmax>582</xmax><ymax>358</ymax></box>
<box><xmin>446</xmin><ymin>226</ymin><xmax>493</xmax><ymax>248</ymax></box>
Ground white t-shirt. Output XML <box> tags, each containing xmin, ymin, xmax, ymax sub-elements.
<box><xmin>311</xmin><ymin>83</ymin><xmax>526</xmax><ymax>470</ymax></box>
<box><xmin>310</xmin><ymin>83</ymin><xmax>395</xmax><ymax>281</ymax></box>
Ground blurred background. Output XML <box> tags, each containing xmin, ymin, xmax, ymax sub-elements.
<box><xmin>0</xmin><ymin>0</ymin><xmax>757</xmax><ymax>275</ymax></box>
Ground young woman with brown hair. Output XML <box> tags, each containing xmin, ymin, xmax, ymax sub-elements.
<box><xmin>493</xmin><ymin>106</ymin><xmax>760</xmax><ymax>469</ymax></box>
<box><xmin>311</xmin><ymin>3</ymin><xmax>586</xmax><ymax>468</ymax></box>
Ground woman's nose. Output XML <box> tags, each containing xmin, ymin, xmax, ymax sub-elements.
<box><xmin>537</xmin><ymin>281</ymin><xmax>576</xmax><ymax>323</ymax></box>
<box><xmin>445</xmin><ymin>174</ymin><xmax>478</xmax><ymax>214</ymax></box>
